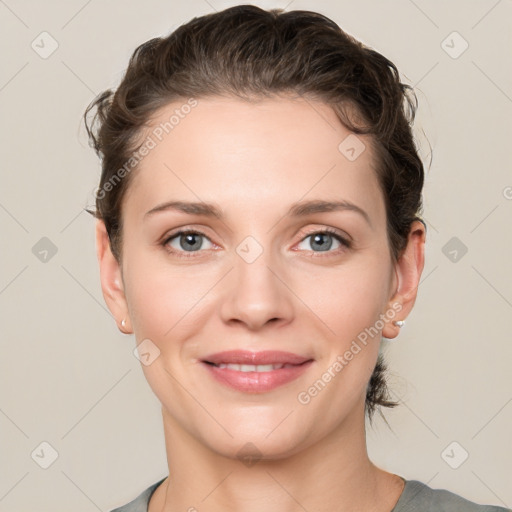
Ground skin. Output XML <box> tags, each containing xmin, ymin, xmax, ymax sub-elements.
<box><xmin>96</xmin><ymin>94</ymin><xmax>425</xmax><ymax>512</ymax></box>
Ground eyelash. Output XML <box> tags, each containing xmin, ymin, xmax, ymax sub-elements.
<box><xmin>162</xmin><ymin>227</ymin><xmax>351</xmax><ymax>259</ymax></box>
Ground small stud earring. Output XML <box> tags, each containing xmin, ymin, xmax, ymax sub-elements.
<box><xmin>121</xmin><ymin>319</ymin><xmax>126</xmax><ymax>329</ymax></box>
<box><xmin>393</xmin><ymin>320</ymin><xmax>405</xmax><ymax>328</ymax></box>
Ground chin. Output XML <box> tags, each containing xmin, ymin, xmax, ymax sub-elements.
<box><xmin>196</xmin><ymin>408</ymin><xmax>319</xmax><ymax>462</ymax></box>
<box><xmin>204</xmin><ymin>431</ymin><xmax>309</xmax><ymax>463</ymax></box>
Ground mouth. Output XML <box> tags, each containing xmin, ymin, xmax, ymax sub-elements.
<box><xmin>201</xmin><ymin>350</ymin><xmax>314</xmax><ymax>393</ymax></box>
<box><xmin>202</xmin><ymin>349</ymin><xmax>312</xmax><ymax>366</ymax></box>
<box><xmin>204</xmin><ymin>362</ymin><xmax>300</xmax><ymax>372</ymax></box>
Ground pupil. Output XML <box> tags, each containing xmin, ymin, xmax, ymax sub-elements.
<box><xmin>181</xmin><ymin>233</ymin><xmax>201</xmax><ymax>251</ymax></box>
<box><xmin>312</xmin><ymin>233</ymin><xmax>332</xmax><ymax>251</ymax></box>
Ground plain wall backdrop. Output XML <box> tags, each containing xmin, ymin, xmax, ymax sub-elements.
<box><xmin>0</xmin><ymin>0</ymin><xmax>511</xmax><ymax>510</ymax></box>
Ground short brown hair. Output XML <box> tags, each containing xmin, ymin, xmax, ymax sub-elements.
<box><xmin>84</xmin><ymin>4</ymin><xmax>426</xmax><ymax>420</ymax></box>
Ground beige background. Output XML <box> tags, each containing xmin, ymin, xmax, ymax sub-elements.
<box><xmin>1</xmin><ymin>0</ymin><xmax>511</xmax><ymax>510</ymax></box>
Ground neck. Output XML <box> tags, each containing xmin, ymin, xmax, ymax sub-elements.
<box><xmin>150</xmin><ymin>405</ymin><xmax>405</xmax><ymax>512</ymax></box>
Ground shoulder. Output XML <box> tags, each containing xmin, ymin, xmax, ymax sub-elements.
<box><xmin>109</xmin><ymin>477</ymin><xmax>166</xmax><ymax>512</ymax></box>
<box><xmin>108</xmin><ymin>476</ymin><xmax>511</xmax><ymax>512</ymax></box>
<box><xmin>393</xmin><ymin>479</ymin><xmax>511</xmax><ymax>512</ymax></box>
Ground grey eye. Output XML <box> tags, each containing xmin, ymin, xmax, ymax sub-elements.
<box><xmin>167</xmin><ymin>232</ymin><xmax>213</xmax><ymax>252</ymax></box>
<box><xmin>297</xmin><ymin>232</ymin><xmax>343</xmax><ymax>252</ymax></box>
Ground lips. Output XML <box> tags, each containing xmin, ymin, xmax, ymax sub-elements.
<box><xmin>201</xmin><ymin>350</ymin><xmax>314</xmax><ymax>393</ymax></box>
<box><xmin>203</xmin><ymin>350</ymin><xmax>311</xmax><ymax>366</ymax></box>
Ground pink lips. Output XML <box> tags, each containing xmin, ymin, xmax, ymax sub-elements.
<box><xmin>201</xmin><ymin>350</ymin><xmax>314</xmax><ymax>393</ymax></box>
<box><xmin>203</xmin><ymin>350</ymin><xmax>311</xmax><ymax>366</ymax></box>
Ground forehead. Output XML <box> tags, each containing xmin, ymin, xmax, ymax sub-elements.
<box><xmin>123</xmin><ymin>95</ymin><xmax>384</xmax><ymax>224</ymax></box>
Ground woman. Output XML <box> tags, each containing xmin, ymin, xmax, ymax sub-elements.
<box><xmin>84</xmin><ymin>5</ymin><xmax>509</xmax><ymax>512</ymax></box>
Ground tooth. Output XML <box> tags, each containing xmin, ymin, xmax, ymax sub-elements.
<box><xmin>254</xmin><ymin>364</ymin><xmax>274</xmax><ymax>372</ymax></box>
<box><xmin>214</xmin><ymin>363</ymin><xmax>289</xmax><ymax>372</ymax></box>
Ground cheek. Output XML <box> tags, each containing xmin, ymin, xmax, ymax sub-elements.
<box><xmin>288</xmin><ymin>256</ymin><xmax>391</xmax><ymax>407</ymax></box>
<box><xmin>292</xmin><ymin>257</ymin><xmax>392</xmax><ymax>342</ymax></box>
<box><xmin>122</xmin><ymin>254</ymin><xmax>216</xmax><ymax>415</ymax></box>
<box><xmin>123</xmin><ymin>251</ymin><xmax>220</xmax><ymax>344</ymax></box>
<box><xmin>292</xmin><ymin>271</ymin><xmax>386</xmax><ymax>436</ymax></box>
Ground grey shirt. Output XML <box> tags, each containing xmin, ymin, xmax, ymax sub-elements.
<box><xmin>110</xmin><ymin>477</ymin><xmax>511</xmax><ymax>512</ymax></box>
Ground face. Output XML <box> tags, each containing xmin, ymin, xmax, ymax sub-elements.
<box><xmin>98</xmin><ymin>95</ymin><xmax>423</xmax><ymax>460</ymax></box>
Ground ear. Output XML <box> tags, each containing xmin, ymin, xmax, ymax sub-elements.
<box><xmin>382</xmin><ymin>220</ymin><xmax>426</xmax><ymax>339</ymax></box>
<box><xmin>95</xmin><ymin>219</ymin><xmax>132</xmax><ymax>334</ymax></box>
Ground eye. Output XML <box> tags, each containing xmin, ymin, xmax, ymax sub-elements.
<box><xmin>163</xmin><ymin>230</ymin><xmax>214</xmax><ymax>257</ymax></box>
<box><xmin>296</xmin><ymin>228</ymin><xmax>351</xmax><ymax>254</ymax></box>
<box><xmin>162</xmin><ymin>227</ymin><xmax>351</xmax><ymax>258</ymax></box>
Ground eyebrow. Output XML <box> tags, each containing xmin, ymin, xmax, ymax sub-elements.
<box><xmin>144</xmin><ymin>199</ymin><xmax>371</xmax><ymax>225</ymax></box>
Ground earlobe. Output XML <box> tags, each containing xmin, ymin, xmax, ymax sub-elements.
<box><xmin>95</xmin><ymin>219</ymin><xmax>132</xmax><ymax>334</ymax></box>
<box><xmin>382</xmin><ymin>220</ymin><xmax>426</xmax><ymax>339</ymax></box>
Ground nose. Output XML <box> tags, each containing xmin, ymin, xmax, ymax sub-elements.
<box><xmin>219</xmin><ymin>243</ymin><xmax>295</xmax><ymax>331</ymax></box>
